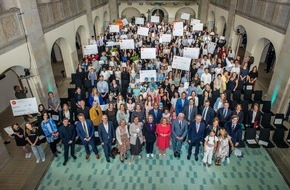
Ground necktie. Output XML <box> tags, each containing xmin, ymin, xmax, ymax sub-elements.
<box><xmin>232</xmin><ymin>124</ymin><xmax>235</xmax><ymax>130</ymax></box>
<box><xmin>179</xmin><ymin>121</ymin><xmax>182</xmax><ymax>129</ymax></box>
<box><xmin>223</xmin><ymin>109</ymin><xmax>227</xmax><ymax>118</ymax></box>
<box><xmin>155</xmin><ymin>110</ymin><xmax>157</xmax><ymax>117</ymax></box>
<box><xmin>202</xmin><ymin>107</ymin><xmax>207</xmax><ymax>119</ymax></box>
<box><xmin>83</xmin><ymin>122</ymin><xmax>89</xmax><ymax>137</ymax></box>
<box><xmin>196</xmin><ymin>123</ymin><xmax>199</xmax><ymax>133</ymax></box>
<box><xmin>188</xmin><ymin>107</ymin><xmax>192</xmax><ymax>121</ymax></box>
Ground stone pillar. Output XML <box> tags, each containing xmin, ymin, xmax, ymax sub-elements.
<box><xmin>84</xmin><ymin>0</ymin><xmax>94</xmax><ymax>36</ymax></box>
<box><xmin>267</xmin><ymin>19</ymin><xmax>290</xmax><ymax>113</ymax></box>
<box><xmin>225</xmin><ymin>0</ymin><xmax>237</xmax><ymax>47</ymax></box>
<box><xmin>16</xmin><ymin>0</ymin><xmax>58</xmax><ymax>105</ymax></box>
<box><xmin>198</xmin><ymin>0</ymin><xmax>209</xmax><ymax>23</ymax></box>
<box><xmin>109</xmin><ymin>0</ymin><xmax>118</xmax><ymax>22</ymax></box>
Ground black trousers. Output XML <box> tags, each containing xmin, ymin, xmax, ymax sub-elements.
<box><xmin>49</xmin><ymin>138</ymin><xmax>60</xmax><ymax>154</ymax></box>
<box><xmin>146</xmin><ymin>142</ymin><xmax>155</xmax><ymax>154</ymax></box>
<box><xmin>102</xmin><ymin>143</ymin><xmax>112</xmax><ymax>159</ymax></box>
<box><xmin>63</xmin><ymin>142</ymin><xmax>75</xmax><ymax>161</ymax></box>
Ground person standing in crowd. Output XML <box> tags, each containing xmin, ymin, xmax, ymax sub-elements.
<box><xmin>175</xmin><ymin>92</ymin><xmax>189</xmax><ymax>115</ymax></box>
<box><xmin>116</xmin><ymin>103</ymin><xmax>130</xmax><ymax>125</ymax></box>
<box><xmin>148</xmin><ymin>102</ymin><xmax>163</xmax><ymax>124</ymax></box>
<box><xmin>47</xmin><ymin>92</ymin><xmax>62</xmax><ymax>122</ymax></box>
<box><xmin>187</xmin><ymin>115</ymin><xmax>205</xmax><ymax>161</ymax></box>
<box><xmin>41</xmin><ymin>112</ymin><xmax>61</xmax><ymax>157</ymax></box>
<box><xmin>62</xmin><ymin>103</ymin><xmax>73</xmax><ymax>123</ymax></box>
<box><xmin>14</xmin><ymin>85</ymin><xmax>28</xmax><ymax>99</ymax></box>
<box><xmin>202</xmin><ymin>130</ymin><xmax>218</xmax><ymax>167</ymax></box>
<box><xmin>183</xmin><ymin>98</ymin><xmax>197</xmax><ymax>125</ymax></box>
<box><xmin>207</xmin><ymin>117</ymin><xmax>221</xmax><ymax>136</ymax></box>
<box><xmin>98</xmin><ymin>115</ymin><xmax>116</xmax><ymax>163</ymax></box>
<box><xmin>246</xmin><ymin>103</ymin><xmax>262</xmax><ymax>128</ymax></box>
<box><xmin>129</xmin><ymin>116</ymin><xmax>144</xmax><ymax>165</ymax></box>
<box><xmin>233</xmin><ymin>104</ymin><xmax>244</xmax><ymax>124</ymax></box>
<box><xmin>225</xmin><ymin>115</ymin><xmax>242</xmax><ymax>148</ymax></box>
<box><xmin>116</xmin><ymin>119</ymin><xmax>130</xmax><ymax>162</ymax></box>
<box><xmin>156</xmin><ymin>117</ymin><xmax>171</xmax><ymax>157</ymax></box>
<box><xmin>121</xmin><ymin>67</ymin><xmax>130</xmax><ymax>99</ymax></box>
<box><xmin>77</xmin><ymin>100</ymin><xmax>90</xmax><ymax>119</ymax></box>
<box><xmin>142</xmin><ymin>115</ymin><xmax>157</xmax><ymax>158</ymax></box>
<box><xmin>131</xmin><ymin>104</ymin><xmax>145</xmax><ymax>123</ymax></box>
<box><xmin>76</xmin><ymin>113</ymin><xmax>100</xmax><ymax>160</ymax></box>
<box><xmin>59</xmin><ymin>118</ymin><xmax>76</xmax><ymax>166</ymax></box>
<box><xmin>171</xmin><ymin>113</ymin><xmax>187</xmax><ymax>158</ymax></box>
<box><xmin>10</xmin><ymin>123</ymin><xmax>31</xmax><ymax>159</ymax></box>
<box><xmin>25</xmin><ymin>123</ymin><xmax>45</xmax><ymax>163</ymax></box>
<box><xmin>106</xmin><ymin>103</ymin><xmax>118</xmax><ymax>129</ymax></box>
<box><xmin>89</xmin><ymin>101</ymin><xmax>103</xmax><ymax>127</ymax></box>
<box><xmin>216</xmin><ymin>101</ymin><xmax>233</xmax><ymax>127</ymax></box>
<box><xmin>215</xmin><ymin>128</ymin><xmax>234</xmax><ymax>166</ymax></box>
<box><xmin>97</xmin><ymin>75</ymin><xmax>109</xmax><ymax>103</ymax></box>
<box><xmin>200</xmin><ymin>100</ymin><xmax>215</xmax><ymax>126</ymax></box>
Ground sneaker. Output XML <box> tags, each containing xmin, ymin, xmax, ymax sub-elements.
<box><xmin>226</xmin><ymin>158</ymin><xmax>230</xmax><ymax>164</ymax></box>
<box><xmin>25</xmin><ymin>153</ymin><xmax>28</xmax><ymax>159</ymax></box>
<box><xmin>146</xmin><ymin>154</ymin><xmax>150</xmax><ymax>158</ymax></box>
<box><xmin>221</xmin><ymin>157</ymin><xmax>225</xmax><ymax>163</ymax></box>
<box><xmin>151</xmin><ymin>154</ymin><xmax>154</xmax><ymax>158</ymax></box>
<box><xmin>36</xmin><ymin>159</ymin><xmax>40</xmax><ymax>164</ymax></box>
<box><xmin>27</xmin><ymin>153</ymin><xmax>32</xmax><ymax>158</ymax></box>
<box><xmin>42</xmin><ymin>158</ymin><xmax>45</xmax><ymax>162</ymax></box>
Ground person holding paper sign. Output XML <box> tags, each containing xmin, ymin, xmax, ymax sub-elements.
<box><xmin>10</xmin><ymin>123</ymin><xmax>31</xmax><ymax>159</ymax></box>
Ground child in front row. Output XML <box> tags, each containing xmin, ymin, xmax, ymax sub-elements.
<box><xmin>202</xmin><ymin>130</ymin><xmax>218</xmax><ymax>167</ymax></box>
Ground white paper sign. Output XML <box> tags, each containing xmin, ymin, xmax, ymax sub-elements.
<box><xmin>172</xmin><ymin>56</ymin><xmax>191</xmax><ymax>71</ymax></box>
<box><xmin>122</xmin><ymin>18</ymin><xmax>128</xmax><ymax>26</ymax></box>
<box><xmin>109</xmin><ymin>25</ymin><xmax>119</xmax><ymax>33</ymax></box>
<box><xmin>258</xmin><ymin>140</ymin><xmax>269</xmax><ymax>146</ymax></box>
<box><xmin>160</xmin><ymin>34</ymin><xmax>172</xmax><ymax>43</ymax></box>
<box><xmin>274</xmin><ymin>118</ymin><xmax>283</xmax><ymax>125</ymax></box>
<box><xmin>140</xmin><ymin>70</ymin><xmax>157</xmax><ymax>82</ymax></box>
<box><xmin>183</xmin><ymin>47</ymin><xmax>200</xmax><ymax>59</ymax></box>
<box><xmin>83</xmin><ymin>45</ymin><xmax>98</xmax><ymax>55</ymax></box>
<box><xmin>106</xmin><ymin>41</ymin><xmax>120</xmax><ymax>46</ymax></box>
<box><xmin>120</xmin><ymin>39</ymin><xmax>135</xmax><ymax>49</ymax></box>
<box><xmin>141</xmin><ymin>48</ymin><xmax>156</xmax><ymax>59</ymax></box>
<box><xmin>10</xmin><ymin>98</ymin><xmax>38</xmax><ymax>116</ymax></box>
<box><xmin>192</xmin><ymin>23</ymin><xmax>204</xmax><ymax>31</ymax></box>
<box><xmin>220</xmin><ymin>36</ymin><xmax>225</xmax><ymax>40</ymax></box>
<box><xmin>135</xmin><ymin>17</ymin><xmax>144</xmax><ymax>25</ymax></box>
<box><xmin>137</xmin><ymin>27</ymin><xmax>149</xmax><ymax>36</ymax></box>
<box><xmin>100</xmin><ymin>104</ymin><xmax>109</xmax><ymax>111</ymax></box>
<box><xmin>151</xmin><ymin>16</ymin><xmax>160</xmax><ymax>23</ymax></box>
<box><xmin>4</xmin><ymin>126</ymin><xmax>14</xmax><ymax>136</ymax></box>
<box><xmin>208</xmin><ymin>42</ymin><xmax>217</xmax><ymax>54</ymax></box>
<box><xmin>173</xmin><ymin>22</ymin><xmax>184</xmax><ymax>36</ymax></box>
<box><xmin>191</xmin><ymin>19</ymin><xmax>200</xmax><ymax>25</ymax></box>
<box><xmin>181</xmin><ymin>12</ymin><xmax>190</xmax><ymax>20</ymax></box>
<box><xmin>247</xmin><ymin>139</ymin><xmax>257</xmax><ymax>144</ymax></box>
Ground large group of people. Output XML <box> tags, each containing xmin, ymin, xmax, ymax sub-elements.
<box><xmin>11</xmin><ymin>16</ymin><xmax>262</xmax><ymax>168</ymax></box>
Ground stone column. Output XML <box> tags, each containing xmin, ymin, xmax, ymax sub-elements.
<box><xmin>109</xmin><ymin>0</ymin><xmax>119</xmax><ymax>22</ymax></box>
<box><xmin>225</xmin><ymin>0</ymin><xmax>237</xmax><ymax>47</ymax></box>
<box><xmin>267</xmin><ymin>19</ymin><xmax>290</xmax><ymax>113</ymax></box>
<box><xmin>198</xmin><ymin>0</ymin><xmax>209</xmax><ymax>23</ymax></box>
<box><xmin>85</xmin><ymin>0</ymin><xmax>94</xmax><ymax>36</ymax></box>
<box><xmin>16</xmin><ymin>0</ymin><xmax>58</xmax><ymax>105</ymax></box>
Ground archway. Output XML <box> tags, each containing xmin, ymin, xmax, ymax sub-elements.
<box><xmin>233</xmin><ymin>25</ymin><xmax>247</xmax><ymax>60</ymax></box>
<box><xmin>150</xmin><ymin>7</ymin><xmax>169</xmax><ymax>22</ymax></box>
<box><xmin>94</xmin><ymin>16</ymin><xmax>101</xmax><ymax>37</ymax></box>
<box><xmin>103</xmin><ymin>11</ymin><xmax>110</xmax><ymax>33</ymax></box>
<box><xmin>216</xmin><ymin>16</ymin><xmax>226</xmax><ymax>36</ymax></box>
<box><xmin>76</xmin><ymin>25</ymin><xmax>87</xmax><ymax>59</ymax></box>
<box><xmin>207</xmin><ymin>11</ymin><xmax>215</xmax><ymax>32</ymax></box>
<box><xmin>175</xmin><ymin>7</ymin><xmax>196</xmax><ymax>20</ymax></box>
<box><xmin>50</xmin><ymin>38</ymin><xmax>73</xmax><ymax>92</ymax></box>
<box><xmin>121</xmin><ymin>7</ymin><xmax>141</xmax><ymax>23</ymax></box>
<box><xmin>252</xmin><ymin>38</ymin><xmax>276</xmax><ymax>91</ymax></box>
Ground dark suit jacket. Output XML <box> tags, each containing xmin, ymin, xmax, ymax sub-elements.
<box><xmin>224</xmin><ymin>121</ymin><xmax>242</xmax><ymax>144</ymax></box>
<box><xmin>142</xmin><ymin>122</ymin><xmax>156</xmax><ymax>142</ymax></box>
<box><xmin>62</xmin><ymin>109</ymin><xmax>74</xmax><ymax>123</ymax></box>
<box><xmin>217</xmin><ymin>108</ymin><xmax>233</xmax><ymax>123</ymax></box>
<box><xmin>59</xmin><ymin>124</ymin><xmax>75</xmax><ymax>144</ymax></box>
<box><xmin>246</xmin><ymin>110</ymin><xmax>262</xmax><ymax>125</ymax></box>
<box><xmin>76</xmin><ymin>119</ymin><xmax>95</xmax><ymax>141</ymax></box>
<box><xmin>188</xmin><ymin>122</ymin><xmax>205</xmax><ymax>143</ymax></box>
<box><xmin>171</xmin><ymin>119</ymin><xmax>188</xmax><ymax>139</ymax></box>
<box><xmin>176</xmin><ymin>98</ymin><xmax>189</xmax><ymax>115</ymax></box>
<box><xmin>183</xmin><ymin>105</ymin><xmax>197</xmax><ymax>123</ymax></box>
<box><xmin>199</xmin><ymin>106</ymin><xmax>215</xmax><ymax>126</ymax></box>
<box><xmin>233</xmin><ymin>110</ymin><xmax>244</xmax><ymax>124</ymax></box>
<box><xmin>206</xmin><ymin>125</ymin><xmax>221</xmax><ymax>136</ymax></box>
<box><xmin>98</xmin><ymin>121</ymin><xmax>116</xmax><ymax>144</ymax></box>
<box><xmin>148</xmin><ymin>109</ymin><xmax>163</xmax><ymax>124</ymax></box>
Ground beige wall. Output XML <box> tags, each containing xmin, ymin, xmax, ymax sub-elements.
<box><xmin>92</xmin><ymin>4</ymin><xmax>110</xmax><ymax>34</ymax></box>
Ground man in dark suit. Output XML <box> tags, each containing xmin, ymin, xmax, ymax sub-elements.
<box><xmin>225</xmin><ymin>115</ymin><xmax>242</xmax><ymax>147</ymax></box>
<box><xmin>59</xmin><ymin>118</ymin><xmax>77</xmax><ymax>166</ymax></box>
<box><xmin>246</xmin><ymin>103</ymin><xmax>262</xmax><ymax>128</ymax></box>
<box><xmin>171</xmin><ymin>113</ymin><xmax>188</xmax><ymax>158</ymax></box>
<box><xmin>98</xmin><ymin>114</ymin><xmax>116</xmax><ymax>163</ymax></box>
<box><xmin>77</xmin><ymin>100</ymin><xmax>90</xmax><ymax>120</ymax></box>
<box><xmin>199</xmin><ymin>100</ymin><xmax>215</xmax><ymax>126</ymax></box>
<box><xmin>171</xmin><ymin>43</ymin><xmax>179</xmax><ymax>56</ymax></box>
<box><xmin>176</xmin><ymin>92</ymin><xmax>189</xmax><ymax>115</ymax></box>
<box><xmin>148</xmin><ymin>103</ymin><xmax>163</xmax><ymax>124</ymax></box>
<box><xmin>216</xmin><ymin>101</ymin><xmax>233</xmax><ymax>127</ymax></box>
<box><xmin>187</xmin><ymin>115</ymin><xmax>205</xmax><ymax>161</ymax></box>
<box><xmin>183</xmin><ymin>98</ymin><xmax>197</xmax><ymax>125</ymax></box>
<box><xmin>76</xmin><ymin>113</ymin><xmax>100</xmax><ymax>160</ymax></box>
<box><xmin>142</xmin><ymin>115</ymin><xmax>157</xmax><ymax>158</ymax></box>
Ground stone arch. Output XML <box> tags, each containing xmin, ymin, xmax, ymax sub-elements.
<box><xmin>121</xmin><ymin>7</ymin><xmax>141</xmax><ymax>22</ymax></box>
<box><xmin>150</xmin><ymin>7</ymin><xmax>169</xmax><ymax>22</ymax></box>
<box><xmin>94</xmin><ymin>16</ymin><xmax>101</xmax><ymax>36</ymax></box>
<box><xmin>216</xmin><ymin>16</ymin><xmax>226</xmax><ymax>36</ymax></box>
<box><xmin>103</xmin><ymin>11</ymin><xmax>110</xmax><ymax>32</ymax></box>
<box><xmin>232</xmin><ymin>25</ymin><xmax>247</xmax><ymax>60</ymax></box>
<box><xmin>175</xmin><ymin>7</ymin><xmax>196</xmax><ymax>20</ymax></box>
<box><xmin>76</xmin><ymin>25</ymin><xmax>88</xmax><ymax>58</ymax></box>
<box><xmin>207</xmin><ymin>11</ymin><xmax>215</xmax><ymax>31</ymax></box>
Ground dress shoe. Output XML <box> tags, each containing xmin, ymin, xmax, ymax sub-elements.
<box><xmin>195</xmin><ymin>156</ymin><xmax>198</xmax><ymax>161</ymax></box>
<box><xmin>95</xmin><ymin>154</ymin><xmax>100</xmax><ymax>159</ymax></box>
<box><xmin>106</xmin><ymin>158</ymin><xmax>111</xmax><ymax>163</ymax></box>
<box><xmin>124</xmin><ymin>154</ymin><xmax>127</xmax><ymax>160</ymax></box>
<box><xmin>203</xmin><ymin>162</ymin><xmax>206</xmax><ymax>167</ymax></box>
<box><xmin>110</xmin><ymin>154</ymin><xmax>115</xmax><ymax>159</ymax></box>
<box><xmin>72</xmin><ymin>155</ymin><xmax>77</xmax><ymax>160</ymax></box>
<box><xmin>54</xmin><ymin>153</ymin><xmax>58</xmax><ymax>157</ymax></box>
<box><xmin>173</xmin><ymin>152</ymin><xmax>177</xmax><ymax>157</ymax></box>
<box><xmin>187</xmin><ymin>155</ymin><xmax>191</xmax><ymax>160</ymax></box>
<box><xmin>208</xmin><ymin>164</ymin><xmax>211</xmax><ymax>167</ymax></box>
<box><xmin>85</xmin><ymin>154</ymin><xmax>90</xmax><ymax>159</ymax></box>
<box><xmin>177</xmin><ymin>153</ymin><xmax>181</xmax><ymax>158</ymax></box>
<box><xmin>63</xmin><ymin>161</ymin><xmax>67</xmax><ymax>166</ymax></box>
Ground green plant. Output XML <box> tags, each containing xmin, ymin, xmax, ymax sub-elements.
<box><xmin>131</xmin><ymin>55</ymin><xmax>139</xmax><ymax>61</ymax></box>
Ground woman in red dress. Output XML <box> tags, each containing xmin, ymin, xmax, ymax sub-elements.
<box><xmin>156</xmin><ymin>117</ymin><xmax>171</xmax><ymax>157</ymax></box>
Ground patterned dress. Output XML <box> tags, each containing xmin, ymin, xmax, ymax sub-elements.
<box><xmin>117</xmin><ymin>127</ymin><xmax>130</xmax><ymax>154</ymax></box>
<box><xmin>216</xmin><ymin>136</ymin><xmax>231</xmax><ymax>159</ymax></box>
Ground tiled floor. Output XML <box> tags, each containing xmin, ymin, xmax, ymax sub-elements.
<box><xmin>38</xmin><ymin>145</ymin><xmax>289</xmax><ymax>190</ymax></box>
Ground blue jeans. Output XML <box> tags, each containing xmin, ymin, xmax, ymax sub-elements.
<box><xmin>82</xmin><ymin>138</ymin><xmax>98</xmax><ymax>155</ymax></box>
<box><xmin>31</xmin><ymin>145</ymin><xmax>45</xmax><ymax>160</ymax></box>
